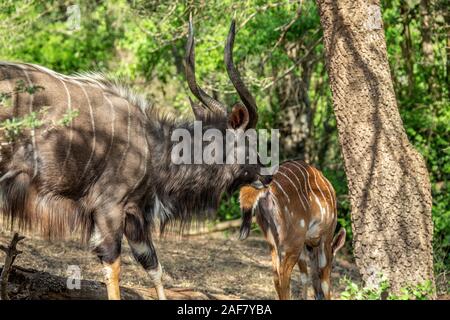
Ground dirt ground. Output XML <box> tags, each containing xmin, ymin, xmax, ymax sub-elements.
<box><xmin>0</xmin><ymin>227</ymin><xmax>360</xmax><ymax>300</ymax></box>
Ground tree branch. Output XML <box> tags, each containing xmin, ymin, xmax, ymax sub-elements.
<box><xmin>261</xmin><ymin>35</ymin><xmax>323</xmax><ymax>90</ymax></box>
<box><xmin>185</xmin><ymin>219</ymin><xmax>244</xmax><ymax>236</ymax></box>
<box><xmin>261</xmin><ymin>1</ymin><xmax>304</xmax><ymax>66</ymax></box>
<box><xmin>0</xmin><ymin>233</ymin><xmax>25</xmax><ymax>300</ymax></box>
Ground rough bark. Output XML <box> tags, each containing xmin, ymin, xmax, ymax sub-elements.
<box><xmin>316</xmin><ymin>0</ymin><xmax>435</xmax><ymax>294</ymax></box>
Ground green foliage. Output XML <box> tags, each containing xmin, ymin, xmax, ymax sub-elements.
<box><xmin>1</xmin><ymin>109</ymin><xmax>46</xmax><ymax>141</ymax></box>
<box><xmin>0</xmin><ymin>1</ymin><xmax>124</xmax><ymax>74</ymax></box>
<box><xmin>0</xmin><ymin>103</ymin><xmax>79</xmax><ymax>142</ymax></box>
<box><xmin>57</xmin><ymin>108</ymin><xmax>80</xmax><ymax>127</ymax></box>
<box><xmin>0</xmin><ymin>91</ymin><xmax>12</xmax><ymax>107</ymax></box>
<box><xmin>14</xmin><ymin>79</ymin><xmax>45</xmax><ymax>95</ymax></box>
<box><xmin>0</xmin><ymin>81</ymin><xmax>46</xmax><ymax>140</ymax></box>
<box><xmin>0</xmin><ymin>77</ymin><xmax>79</xmax><ymax>141</ymax></box>
<box><xmin>0</xmin><ymin>80</ymin><xmax>45</xmax><ymax>109</ymax></box>
<box><xmin>340</xmin><ymin>276</ymin><xmax>391</xmax><ymax>300</ymax></box>
<box><xmin>340</xmin><ymin>276</ymin><xmax>435</xmax><ymax>300</ymax></box>
<box><xmin>218</xmin><ymin>193</ymin><xmax>242</xmax><ymax>221</ymax></box>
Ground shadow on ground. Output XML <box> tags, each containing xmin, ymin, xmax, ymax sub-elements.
<box><xmin>0</xmin><ymin>228</ymin><xmax>360</xmax><ymax>300</ymax></box>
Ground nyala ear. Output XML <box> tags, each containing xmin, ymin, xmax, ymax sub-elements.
<box><xmin>228</xmin><ymin>103</ymin><xmax>250</xmax><ymax>130</ymax></box>
<box><xmin>189</xmin><ymin>97</ymin><xmax>208</xmax><ymax>121</ymax></box>
<box><xmin>332</xmin><ymin>227</ymin><xmax>346</xmax><ymax>256</ymax></box>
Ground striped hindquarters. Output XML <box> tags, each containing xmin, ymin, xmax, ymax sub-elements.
<box><xmin>269</xmin><ymin>160</ymin><xmax>337</xmax><ymax>223</ymax></box>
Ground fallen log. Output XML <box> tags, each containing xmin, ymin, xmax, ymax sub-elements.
<box><xmin>184</xmin><ymin>219</ymin><xmax>245</xmax><ymax>236</ymax></box>
<box><xmin>0</xmin><ymin>264</ymin><xmax>237</xmax><ymax>300</ymax></box>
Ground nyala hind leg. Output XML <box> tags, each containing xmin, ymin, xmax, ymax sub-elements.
<box><xmin>124</xmin><ymin>203</ymin><xmax>166</xmax><ymax>300</ymax></box>
<box><xmin>93</xmin><ymin>236</ymin><xmax>122</xmax><ymax>300</ymax></box>
<box><xmin>298</xmin><ymin>248</ymin><xmax>310</xmax><ymax>300</ymax></box>
<box><xmin>91</xmin><ymin>206</ymin><xmax>124</xmax><ymax>300</ymax></box>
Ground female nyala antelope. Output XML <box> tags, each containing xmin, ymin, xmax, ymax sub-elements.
<box><xmin>239</xmin><ymin>159</ymin><xmax>346</xmax><ymax>300</ymax></box>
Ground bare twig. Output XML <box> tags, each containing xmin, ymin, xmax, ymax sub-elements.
<box><xmin>261</xmin><ymin>35</ymin><xmax>323</xmax><ymax>90</ymax></box>
<box><xmin>185</xmin><ymin>219</ymin><xmax>243</xmax><ymax>236</ymax></box>
<box><xmin>0</xmin><ymin>233</ymin><xmax>25</xmax><ymax>300</ymax></box>
<box><xmin>261</xmin><ymin>1</ymin><xmax>304</xmax><ymax>66</ymax></box>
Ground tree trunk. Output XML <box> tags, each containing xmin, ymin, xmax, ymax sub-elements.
<box><xmin>316</xmin><ymin>0</ymin><xmax>435</xmax><ymax>294</ymax></box>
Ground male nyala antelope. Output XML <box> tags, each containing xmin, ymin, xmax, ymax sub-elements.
<box><xmin>239</xmin><ymin>160</ymin><xmax>346</xmax><ymax>300</ymax></box>
<box><xmin>0</xmin><ymin>18</ymin><xmax>272</xmax><ymax>299</ymax></box>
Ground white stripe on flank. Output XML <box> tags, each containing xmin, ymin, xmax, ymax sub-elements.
<box><xmin>117</xmin><ymin>100</ymin><xmax>131</xmax><ymax>171</ymax></box>
<box><xmin>130</xmin><ymin>121</ymin><xmax>148</xmax><ymax>193</ymax></box>
<box><xmin>25</xmin><ymin>64</ymin><xmax>74</xmax><ymax>151</ymax></box>
<box><xmin>273</xmin><ymin>180</ymin><xmax>290</xmax><ymax>203</ymax></box>
<box><xmin>280</xmin><ymin>165</ymin><xmax>310</xmax><ymax>210</ymax></box>
<box><xmin>316</xmin><ymin>196</ymin><xmax>326</xmax><ymax>220</ymax></box>
<box><xmin>277</xmin><ymin>169</ymin><xmax>307</xmax><ymax>212</ymax></box>
<box><xmin>288</xmin><ymin>162</ymin><xmax>324</xmax><ymax>221</ymax></box>
<box><xmin>311</xmin><ymin>168</ymin><xmax>329</xmax><ymax>219</ymax></box>
<box><xmin>16</xmin><ymin>65</ymin><xmax>38</xmax><ymax>177</ymax></box>
<box><xmin>285</xmin><ymin>162</ymin><xmax>310</xmax><ymax>200</ymax></box>
<box><xmin>18</xmin><ymin>62</ymin><xmax>150</xmax><ymax>114</ymax></box>
<box><xmin>79</xmin><ymin>83</ymin><xmax>95</xmax><ymax>181</ymax></box>
<box><xmin>317</xmin><ymin>172</ymin><xmax>335</xmax><ymax>218</ymax></box>
<box><xmin>103</xmin><ymin>93</ymin><xmax>116</xmax><ymax>159</ymax></box>
<box><xmin>39</xmin><ymin>69</ymin><xmax>75</xmax><ymax>184</ymax></box>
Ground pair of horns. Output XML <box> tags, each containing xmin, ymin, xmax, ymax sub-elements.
<box><xmin>185</xmin><ymin>15</ymin><xmax>258</xmax><ymax>128</ymax></box>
